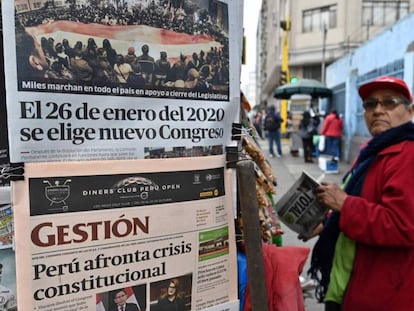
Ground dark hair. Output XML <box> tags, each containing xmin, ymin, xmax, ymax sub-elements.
<box><xmin>74</xmin><ymin>41</ymin><xmax>83</xmax><ymax>50</ymax></box>
<box><xmin>113</xmin><ymin>288</ymin><xmax>127</xmax><ymax>299</ymax></box>
<box><xmin>331</xmin><ymin>109</ymin><xmax>339</xmax><ymax>119</ymax></box>
<box><xmin>15</xmin><ymin>23</ymin><xmax>47</xmax><ymax>78</ymax></box>
<box><xmin>267</xmin><ymin>106</ymin><xmax>275</xmax><ymax>113</ymax></box>
<box><xmin>160</xmin><ymin>279</ymin><xmax>182</xmax><ymax>300</ymax></box>
<box><xmin>301</xmin><ymin>111</ymin><xmax>311</xmax><ymax>127</ymax></box>
<box><xmin>103</xmin><ymin>39</ymin><xmax>112</xmax><ymax>49</ymax></box>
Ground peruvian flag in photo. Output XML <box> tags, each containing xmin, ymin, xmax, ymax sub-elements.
<box><xmin>96</xmin><ymin>293</ymin><xmax>106</xmax><ymax>311</ymax></box>
<box><xmin>26</xmin><ymin>21</ymin><xmax>222</xmax><ymax>64</ymax></box>
<box><xmin>125</xmin><ymin>286</ymin><xmax>142</xmax><ymax>311</ymax></box>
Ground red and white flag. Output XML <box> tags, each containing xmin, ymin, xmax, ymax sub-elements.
<box><xmin>125</xmin><ymin>287</ymin><xmax>142</xmax><ymax>311</ymax></box>
<box><xmin>26</xmin><ymin>21</ymin><xmax>222</xmax><ymax>63</ymax></box>
<box><xmin>96</xmin><ymin>293</ymin><xmax>106</xmax><ymax>311</ymax></box>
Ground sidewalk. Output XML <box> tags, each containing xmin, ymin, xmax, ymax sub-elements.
<box><xmin>265</xmin><ymin>138</ymin><xmax>351</xmax><ymax>194</ymax></box>
<box><xmin>257</xmin><ymin>138</ymin><xmax>351</xmax><ymax>311</ymax></box>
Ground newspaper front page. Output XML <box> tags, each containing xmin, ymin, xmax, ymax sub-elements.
<box><xmin>2</xmin><ymin>0</ymin><xmax>243</xmax><ymax>162</ymax></box>
<box><xmin>12</xmin><ymin>156</ymin><xmax>238</xmax><ymax>311</ymax></box>
<box><xmin>276</xmin><ymin>171</ymin><xmax>328</xmax><ymax>238</ymax></box>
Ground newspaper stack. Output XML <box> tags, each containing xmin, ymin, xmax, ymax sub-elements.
<box><xmin>275</xmin><ymin>172</ymin><xmax>327</xmax><ymax>238</ymax></box>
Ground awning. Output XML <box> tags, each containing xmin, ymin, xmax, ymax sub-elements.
<box><xmin>274</xmin><ymin>79</ymin><xmax>332</xmax><ymax>99</ymax></box>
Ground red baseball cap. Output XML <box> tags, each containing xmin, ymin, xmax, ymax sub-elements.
<box><xmin>358</xmin><ymin>76</ymin><xmax>413</xmax><ymax>102</ymax></box>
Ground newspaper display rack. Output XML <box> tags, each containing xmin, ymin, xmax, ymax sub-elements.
<box><xmin>1</xmin><ymin>0</ymin><xmax>245</xmax><ymax>310</ymax></box>
<box><xmin>0</xmin><ymin>0</ymin><xmax>314</xmax><ymax>304</ymax></box>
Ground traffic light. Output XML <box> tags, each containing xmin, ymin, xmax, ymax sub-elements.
<box><xmin>290</xmin><ymin>76</ymin><xmax>298</xmax><ymax>83</ymax></box>
<box><xmin>280</xmin><ymin>20</ymin><xmax>291</xmax><ymax>31</ymax></box>
<box><xmin>280</xmin><ymin>70</ymin><xmax>288</xmax><ymax>85</ymax></box>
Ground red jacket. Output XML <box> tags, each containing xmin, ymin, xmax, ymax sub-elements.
<box><xmin>340</xmin><ymin>141</ymin><xmax>414</xmax><ymax>311</ymax></box>
<box><xmin>321</xmin><ymin>113</ymin><xmax>343</xmax><ymax>137</ymax></box>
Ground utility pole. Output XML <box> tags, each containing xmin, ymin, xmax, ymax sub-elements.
<box><xmin>321</xmin><ymin>24</ymin><xmax>327</xmax><ymax>85</ymax></box>
<box><xmin>280</xmin><ymin>17</ymin><xmax>290</xmax><ymax>133</ymax></box>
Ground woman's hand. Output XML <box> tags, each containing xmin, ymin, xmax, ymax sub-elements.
<box><xmin>315</xmin><ymin>182</ymin><xmax>347</xmax><ymax>212</ymax></box>
<box><xmin>298</xmin><ymin>223</ymin><xmax>323</xmax><ymax>242</ymax></box>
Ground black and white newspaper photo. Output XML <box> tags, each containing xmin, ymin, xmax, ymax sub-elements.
<box><xmin>2</xmin><ymin>0</ymin><xmax>243</xmax><ymax>162</ymax></box>
<box><xmin>275</xmin><ymin>171</ymin><xmax>328</xmax><ymax>238</ymax></box>
<box><xmin>12</xmin><ymin>156</ymin><xmax>238</xmax><ymax>311</ymax></box>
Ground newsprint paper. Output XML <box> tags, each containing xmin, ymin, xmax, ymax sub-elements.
<box><xmin>276</xmin><ymin>171</ymin><xmax>328</xmax><ymax>238</ymax></box>
<box><xmin>2</xmin><ymin>0</ymin><xmax>243</xmax><ymax>162</ymax></box>
<box><xmin>12</xmin><ymin>156</ymin><xmax>238</xmax><ymax>311</ymax></box>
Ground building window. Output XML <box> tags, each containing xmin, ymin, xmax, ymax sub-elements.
<box><xmin>362</xmin><ymin>1</ymin><xmax>409</xmax><ymax>26</ymax></box>
<box><xmin>302</xmin><ymin>5</ymin><xmax>337</xmax><ymax>33</ymax></box>
<box><xmin>303</xmin><ymin>65</ymin><xmax>321</xmax><ymax>81</ymax></box>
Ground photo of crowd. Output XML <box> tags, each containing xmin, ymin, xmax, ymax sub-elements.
<box><xmin>14</xmin><ymin>0</ymin><xmax>230</xmax><ymax>99</ymax></box>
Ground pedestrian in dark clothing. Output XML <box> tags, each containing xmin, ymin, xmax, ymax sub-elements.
<box><xmin>299</xmin><ymin>111</ymin><xmax>317</xmax><ymax>163</ymax></box>
<box><xmin>137</xmin><ymin>44</ymin><xmax>155</xmax><ymax>84</ymax></box>
<box><xmin>264</xmin><ymin>106</ymin><xmax>284</xmax><ymax>157</ymax></box>
<box><xmin>102</xmin><ymin>39</ymin><xmax>117</xmax><ymax>66</ymax></box>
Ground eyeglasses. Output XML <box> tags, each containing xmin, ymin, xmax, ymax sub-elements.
<box><xmin>362</xmin><ymin>97</ymin><xmax>406</xmax><ymax>111</ymax></box>
<box><xmin>168</xmin><ymin>285</ymin><xmax>176</xmax><ymax>289</ymax></box>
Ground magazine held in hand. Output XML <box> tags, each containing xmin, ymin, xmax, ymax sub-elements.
<box><xmin>276</xmin><ymin>172</ymin><xmax>327</xmax><ymax>237</ymax></box>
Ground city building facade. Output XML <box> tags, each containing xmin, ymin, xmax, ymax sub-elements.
<box><xmin>257</xmin><ymin>0</ymin><xmax>414</xmax><ymax>111</ymax></box>
<box><xmin>257</xmin><ymin>0</ymin><xmax>414</xmax><ymax>161</ymax></box>
<box><xmin>326</xmin><ymin>12</ymin><xmax>414</xmax><ymax>161</ymax></box>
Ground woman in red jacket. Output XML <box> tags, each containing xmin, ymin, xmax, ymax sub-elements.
<box><xmin>321</xmin><ymin>110</ymin><xmax>343</xmax><ymax>159</ymax></box>
<box><xmin>315</xmin><ymin>76</ymin><xmax>414</xmax><ymax>311</ymax></box>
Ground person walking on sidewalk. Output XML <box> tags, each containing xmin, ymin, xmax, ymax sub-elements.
<box><xmin>321</xmin><ymin>109</ymin><xmax>343</xmax><ymax>159</ymax></box>
<box><xmin>309</xmin><ymin>76</ymin><xmax>414</xmax><ymax>311</ymax></box>
<box><xmin>299</xmin><ymin>110</ymin><xmax>318</xmax><ymax>163</ymax></box>
<box><xmin>264</xmin><ymin>106</ymin><xmax>283</xmax><ymax>157</ymax></box>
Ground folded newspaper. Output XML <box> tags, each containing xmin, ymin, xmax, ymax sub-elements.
<box><xmin>276</xmin><ymin>171</ymin><xmax>328</xmax><ymax>237</ymax></box>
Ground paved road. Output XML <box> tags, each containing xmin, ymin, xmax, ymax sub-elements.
<box><xmin>259</xmin><ymin>138</ymin><xmax>351</xmax><ymax>311</ymax></box>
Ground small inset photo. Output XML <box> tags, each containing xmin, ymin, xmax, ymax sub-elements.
<box><xmin>198</xmin><ymin>226</ymin><xmax>230</xmax><ymax>261</ymax></box>
<box><xmin>96</xmin><ymin>285</ymin><xmax>146</xmax><ymax>311</ymax></box>
<box><xmin>149</xmin><ymin>274</ymin><xmax>193</xmax><ymax>311</ymax></box>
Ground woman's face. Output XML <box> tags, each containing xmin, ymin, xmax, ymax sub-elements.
<box><xmin>167</xmin><ymin>282</ymin><xmax>176</xmax><ymax>297</ymax></box>
<box><xmin>363</xmin><ymin>89</ymin><xmax>414</xmax><ymax>136</ymax></box>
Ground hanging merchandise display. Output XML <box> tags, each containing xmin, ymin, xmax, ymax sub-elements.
<box><xmin>232</xmin><ymin>96</ymin><xmax>312</xmax><ymax>311</ymax></box>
